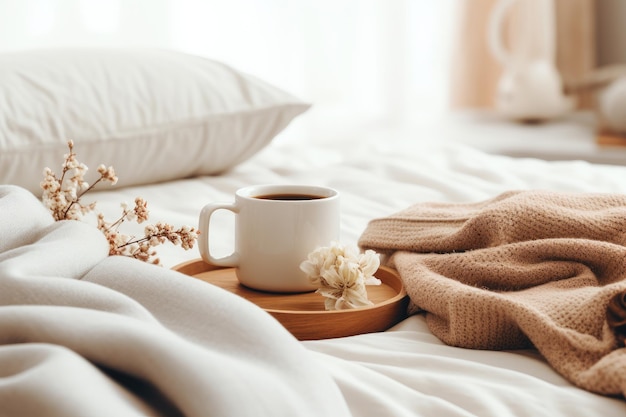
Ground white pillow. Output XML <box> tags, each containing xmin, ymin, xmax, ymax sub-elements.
<box><xmin>0</xmin><ymin>48</ymin><xmax>310</xmax><ymax>195</ymax></box>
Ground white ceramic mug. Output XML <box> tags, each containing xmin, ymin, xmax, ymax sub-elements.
<box><xmin>198</xmin><ymin>184</ymin><xmax>340</xmax><ymax>293</ymax></box>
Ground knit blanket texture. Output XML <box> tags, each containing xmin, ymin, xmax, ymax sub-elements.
<box><xmin>359</xmin><ymin>190</ymin><xmax>626</xmax><ymax>397</ymax></box>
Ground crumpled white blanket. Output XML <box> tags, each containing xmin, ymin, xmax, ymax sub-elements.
<box><xmin>0</xmin><ymin>185</ymin><xmax>350</xmax><ymax>417</ymax></box>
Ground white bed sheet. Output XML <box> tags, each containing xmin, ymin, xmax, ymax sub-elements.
<box><xmin>86</xmin><ymin>121</ymin><xmax>626</xmax><ymax>416</ymax></box>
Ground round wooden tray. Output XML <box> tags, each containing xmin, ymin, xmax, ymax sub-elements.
<box><xmin>172</xmin><ymin>259</ymin><xmax>409</xmax><ymax>340</ymax></box>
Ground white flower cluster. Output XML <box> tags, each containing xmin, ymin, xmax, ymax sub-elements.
<box><xmin>41</xmin><ymin>140</ymin><xmax>198</xmax><ymax>265</ymax></box>
<box><xmin>300</xmin><ymin>242</ymin><xmax>381</xmax><ymax>311</ymax></box>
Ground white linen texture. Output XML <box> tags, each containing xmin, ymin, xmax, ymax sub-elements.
<box><xmin>0</xmin><ymin>48</ymin><xmax>310</xmax><ymax>195</ymax></box>
<box><xmin>0</xmin><ymin>185</ymin><xmax>349</xmax><ymax>417</ymax></box>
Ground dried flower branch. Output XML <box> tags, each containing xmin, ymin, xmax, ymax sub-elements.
<box><xmin>300</xmin><ymin>241</ymin><xmax>381</xmax><ymax>311</ymax></box>
<box><xmin>41</xmin><ymin>140</ymin><xmax>198</xmax><ymax>265</ymax></box>
<box><xmin>41</xmin><ymin>140</ymin><xmax>117</xmax><ymax>221</ymax></box>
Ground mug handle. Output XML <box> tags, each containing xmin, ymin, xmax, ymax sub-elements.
<box><xmin>198</xmin><ymin>202</ymin><xmax>240</xmax><ymax>267</ymax></box>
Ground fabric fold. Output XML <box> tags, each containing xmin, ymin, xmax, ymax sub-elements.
<box><xmin>607</xmin><ymin>291</ymin><xmax>626</xmax><ymax>346</ymax></box>
<box><xmin>0</xmin><ymin>185</ymin><xmax>351</xmax><ymax>417</ymax></box>
<box><xmin>359</xmin><ymin>189</ymin><xmax>626</xmax><ymax>397</ymax></box>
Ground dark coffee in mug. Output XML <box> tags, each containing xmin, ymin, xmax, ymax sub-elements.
<box><xmin>255</xmin><ymin>193</ymin><xmax>326</xmax><ymax>201</ymax></box>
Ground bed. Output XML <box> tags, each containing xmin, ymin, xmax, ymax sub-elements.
<box><xmin>2</xmin><ymin>48</ymin><xmax>626</xmax><ymax>417</ymax></box>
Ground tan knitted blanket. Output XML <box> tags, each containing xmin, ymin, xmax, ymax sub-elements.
<box><xmin>359</xmin><ymin>190</ymin><xmax>626</xmax><ymax>397</ymax></box>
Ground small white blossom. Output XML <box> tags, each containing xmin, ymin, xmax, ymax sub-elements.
<box><xmin>97</xmin><ymin>164</ymin><xmax>118</xmax><ymax>185</ymax></box>
<box><xmin>133</xmin><ymin>197</ymin><xmax>149</xmax><ymax>223</ymax></box>
<box><xmin>300</xmin><ymin>241</ymin><xmax>381</xmax><ymax>311</ymax></box>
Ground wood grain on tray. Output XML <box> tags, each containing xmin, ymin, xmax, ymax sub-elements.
<box><xmin>173</xmin><ymin>259</ymin><xmax>409</xmax><ymax>340</ymax></box>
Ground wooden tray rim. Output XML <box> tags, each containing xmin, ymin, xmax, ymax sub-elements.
<box><xmin>172</xmin><ymin>258</ymin><xmax>407</xmax><ymax>316</ymax></box>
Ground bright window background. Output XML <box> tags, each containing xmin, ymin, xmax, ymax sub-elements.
<box><xmin>0</xmin><ymin>0</ymin><xmax>458</xmax><ymax>132</ymax></box>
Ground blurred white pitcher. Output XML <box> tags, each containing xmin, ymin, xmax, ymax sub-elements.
<box><xmin>198</xmin><ymin>184</ymin><xmax>340</xmax><ymax>293</ymax></box>
<box><xmin>488</xmin><ymin>0</ymin><xmax>574</xmax><ymax>121</ymax></box>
